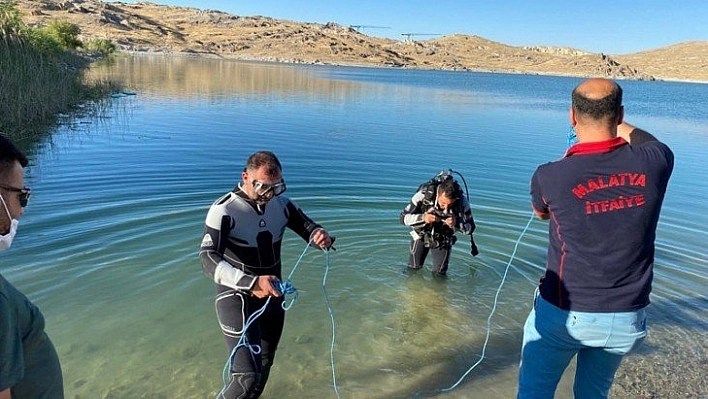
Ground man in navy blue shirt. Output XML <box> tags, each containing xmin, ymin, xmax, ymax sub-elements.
<box><xmin>517</xmin><ymin>78</ymin><xmax>674</xmax><ymax>399</ymax></box>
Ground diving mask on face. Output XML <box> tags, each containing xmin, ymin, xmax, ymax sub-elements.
<box><xmin>252</xmin><ymin>179</ymin><xmax>286</xmax><ymax>202</ymax></box>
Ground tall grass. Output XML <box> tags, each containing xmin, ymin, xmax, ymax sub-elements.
<box><xmin>0</xmin><ymin>2</ymin><xmax>119</xmax><ymax>139</ymax></box>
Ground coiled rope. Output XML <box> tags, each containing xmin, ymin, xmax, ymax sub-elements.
<box><xmin>220</xmin><ymin>240</ymin><xmax>341</xmax><ymax>398</ymax></box>
<box><xmin>220</xmin><ymin>241</ymin><xmax>311</xmax><ymax>387</ymax></box>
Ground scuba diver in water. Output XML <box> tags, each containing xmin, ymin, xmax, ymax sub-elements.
<box><xmin>400</xmin><ymin>170</ymin><xmax>479</xmax><ymax>276</ymax></box>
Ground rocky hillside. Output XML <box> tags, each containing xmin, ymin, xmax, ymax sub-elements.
<box><xmin>15</xmin><ymin>0</ymin><xmax>708</xmax><ymax>82</ymax></box>
<box><xmin>615</xmin><ymin>42</ymin><xmax>708</xmax><ymax>82</ymax></box>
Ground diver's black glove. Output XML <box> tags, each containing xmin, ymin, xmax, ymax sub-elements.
<box><xmin>470</xmin><ymin>236</ymin><xmax>479</xmax><ymax>257</ymax></box>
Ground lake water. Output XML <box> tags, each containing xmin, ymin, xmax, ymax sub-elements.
<box><xmin>5</xmin><ymin>55</ymin><xmax>707</xmax><ymax>398</ymax></box>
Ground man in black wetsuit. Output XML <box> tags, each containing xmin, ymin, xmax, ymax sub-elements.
<box><xmin>400</xmin><ymin>173</ymin><xmax>478</xmax><ymax>276</ymax></box>
<box><xmin>200</xmin><ymin>151</ymin><xmax>333</xmax><ymax>399</ymax></box>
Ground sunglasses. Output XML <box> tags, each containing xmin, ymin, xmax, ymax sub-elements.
<box><xmin>0</xmin><ymin>185</ymin><xmax>31</xmax><ymax>207</ymax></box>
<box><xmin>252</xmin><ymin>179</ymin><xmax>287</xmax><ymax>198</ymax></box>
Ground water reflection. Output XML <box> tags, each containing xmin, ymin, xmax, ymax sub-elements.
<box><xmin>89</xmin><ymin>54</ymin><xmax>366</xmax><ymax>99</ymax></box>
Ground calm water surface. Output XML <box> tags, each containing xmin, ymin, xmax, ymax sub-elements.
<box><xmin>5</xmin><ymin>56</ymin><xmax>707</xmax><ymax>398</ymax></box>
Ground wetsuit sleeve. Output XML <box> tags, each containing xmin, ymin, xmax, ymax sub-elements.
<box><xmin>284</xmin><ymin>199</ymin><xmax>323</xmax><ymax>243</ymax></box>
<box><xmin>400</xmin><ymin>191</ymin><xmax>426</xmax><ymax>228</ymax></box>
<box><xmin>530</xmin><ymin>168</ymin><xmax>549</xmax><ymax>219</ymax></box>
<box><xmin>456</xmin><ymin>196</ymin><xmax>476</xmax><ymax>235</ymax></box>
<box><xmin>199</xmin><ymin>200</ymin><xmax>257</xmax><ymax>291</ymax></box>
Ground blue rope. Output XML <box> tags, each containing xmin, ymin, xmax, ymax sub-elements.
<box><xmin>415</xmin><ymin>212</ymin><xmax>536</xmax><ymax>397</ymax></box>
<box><xmin>220</xmin><ymin>240</ymin><xmax>313</xmax><ymax>389</ymax></box>
<box><xmin>286</xmin><ymin>239</ymin><xmax>312</xmax><ymax>281</ymax></box>
<box><xmin>321</xmin><ymin>249</ymin><xmax>341</xmax><ymax>399</ymax></box>
<box><xmin>221</xmin><ymin>296</ymin><xmax>272</xmax><ymax>386</ymax></box>
<box><xmin>273</xmin><ymin>278</ymin><xmax>299</xmax><ymax>310</ymax></box>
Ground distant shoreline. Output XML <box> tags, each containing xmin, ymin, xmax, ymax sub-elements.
<box><xmin>15</xmin><ymin>0</ymin><xmax>708</xmax><ymax>84</ymax></box>
<box><xmin>120</xmin><ymin>50</ymin><xmax>708</xmax><ymax>85</ymax></box>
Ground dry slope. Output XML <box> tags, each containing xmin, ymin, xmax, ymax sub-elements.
<box><xmin>15</xmin><ymin>0</ymin><xmax>708</xmax><ymax>82</ymax></box>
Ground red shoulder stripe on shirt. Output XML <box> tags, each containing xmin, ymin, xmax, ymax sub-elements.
<box><xmin>564</xmin><ymin>137</ymin><xmax>627</xmax><ymax>157</ymax></box>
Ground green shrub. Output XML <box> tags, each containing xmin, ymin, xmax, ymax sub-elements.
<box><xmin>25</xmin><ymin>27</ymin><xmax>63</xmax><ymax>54</ymax></box>
<box><xmin>42</xmin><ymin>20</ymin><xmax>82</xmax><ymax>49</ymax></box>
<box><xmin>83</xmin><ymin>38</ymin><xmax>116</xmax><ymax>55</ymax></box>
<box><xmin>0</xmin><ymin>2</ymin><xmax>25</xmax><ymax>42</ymax></box>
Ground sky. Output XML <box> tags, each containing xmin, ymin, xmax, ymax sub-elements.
<box><xmin>120</xmin><ymin>0</ymin><xmax>708</xmax><ymax>55</ymax></box>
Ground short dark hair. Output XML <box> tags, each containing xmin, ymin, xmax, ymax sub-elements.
<box><xmin>244</xmin><ymin>151</ymin><xmax>282</xmax><ymax>177</ymax></box>
<box><xmin>571</xmin><ymin>82</ymin><xmax>623</xmax><ymax>122</ymax></box>
<box><xmin>437</xmin><ymin>179</ymin><xmax>461</xmax><ymax>200</ymax></box>
<box><xmin>0</xmin><ymin>134</ymin><xmax>28</xmax><ymax>178</ymax></box>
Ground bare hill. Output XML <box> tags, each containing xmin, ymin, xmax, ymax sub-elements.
<box><xmin>615</xmin><ymin>42</ymin><xmax>708</xmax><ymax>82</ymax></box>
<box><xmin>14</xmin><ymin>0</ymin><xmax>708</xmax><ymax>82</ymax></box>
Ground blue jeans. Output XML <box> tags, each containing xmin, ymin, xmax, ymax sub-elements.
<box><xmin>517</xmin><ymin>293</ymin><xmax>647</xmax><ymax>399</ymax></box>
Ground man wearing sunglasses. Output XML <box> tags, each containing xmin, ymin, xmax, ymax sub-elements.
<box><xmin>200</xmin><ymin>151</ymin><xmax>333</xmax><ymax>399</ymax></box>
<box><xmin>0</xmin><ymin>135</ymin><xmax>64</xmax><ymax>398</ymax></box>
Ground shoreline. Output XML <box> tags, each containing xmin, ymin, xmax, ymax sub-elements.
<box><xmin>15</xmin><ymin>0</ymin><xmax>708</xmax><ymax>84</ymax></box>
<box><xmin>119</xmin><ymin>50</ymin><xmax>708</xmax><ymax>85</ymax></box>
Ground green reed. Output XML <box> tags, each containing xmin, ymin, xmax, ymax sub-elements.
<box><xmin>0</xmin><ymin>2</ymin><xmax>119</xmax><ymax>139</ymax></box>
